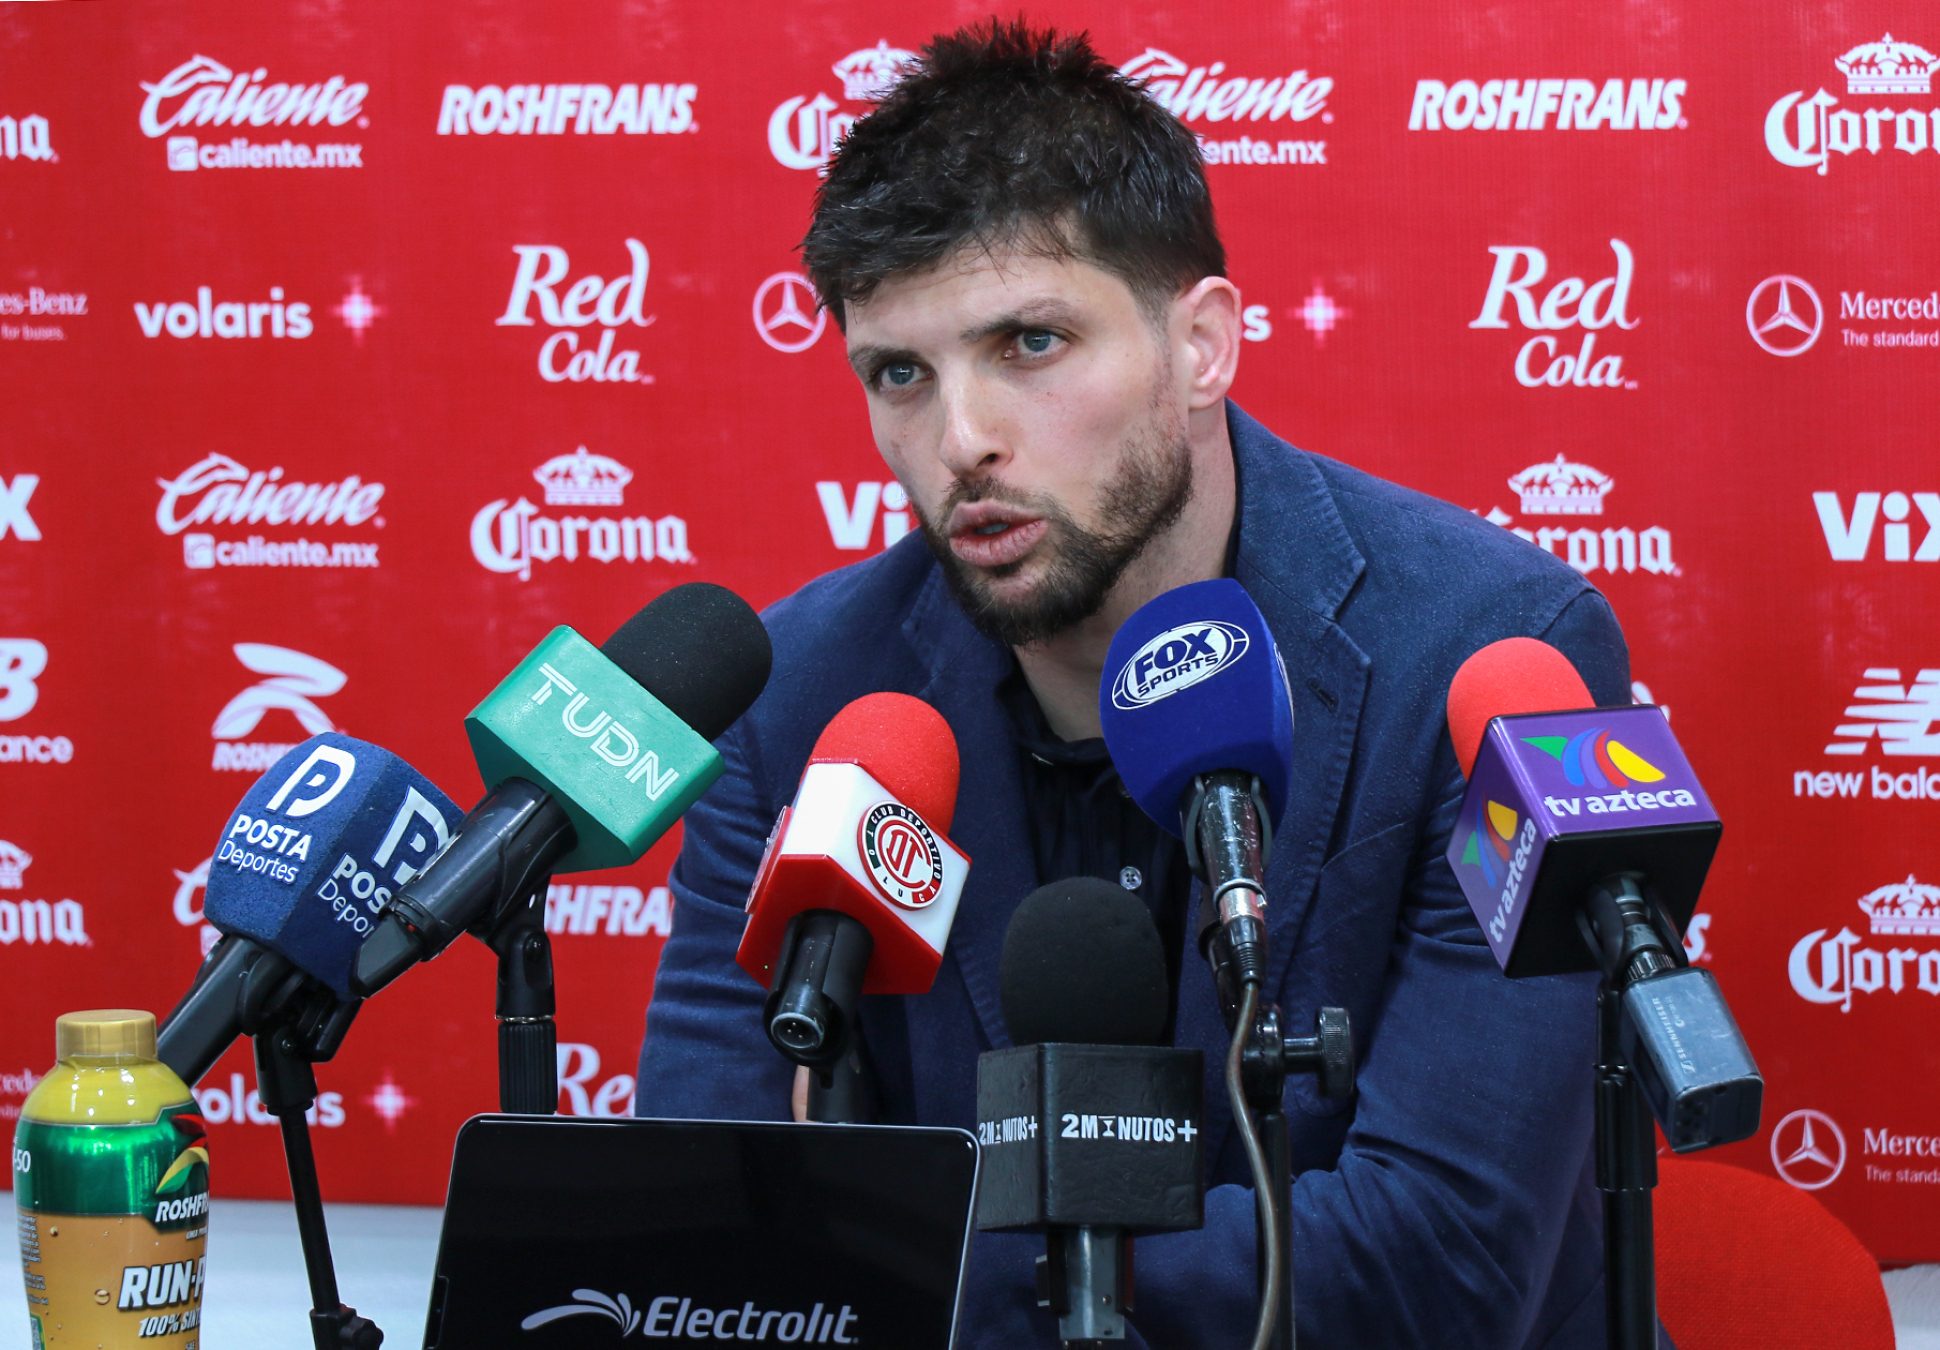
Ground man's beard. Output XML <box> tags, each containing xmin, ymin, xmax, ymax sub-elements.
<box><xmin>914</xmin><ymin>421</ymin><xmax>1195</xmax><ymax>649</ymax></box>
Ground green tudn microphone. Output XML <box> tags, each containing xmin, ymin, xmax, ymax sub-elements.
<box><xmin>349</xmin><ymin>583</ymin><xmax>771</xmax><ymax>1014</ymax></box>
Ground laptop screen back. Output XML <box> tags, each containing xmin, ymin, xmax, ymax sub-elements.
<box><xmin>425</xmin><ymin>1115</ymin><xmax>980</xmax><ymax>1350</ymax></box>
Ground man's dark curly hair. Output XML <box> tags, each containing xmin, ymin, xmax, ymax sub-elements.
<box><xmin>801</xmin><ymin>20</ymin><xmax>1225</xmax><ymax>328</ymax></box>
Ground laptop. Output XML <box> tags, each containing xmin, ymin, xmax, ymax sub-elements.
<box><xmin>423</xmin><ymin>1115</ymin><xmax>980</xmax><ymax>1349</ymax></box>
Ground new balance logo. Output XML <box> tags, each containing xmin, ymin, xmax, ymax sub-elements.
<box><xmin>1825</xmin><ymin>668</ymin><xmax>1940</xmax><ymax>756</ymax></box>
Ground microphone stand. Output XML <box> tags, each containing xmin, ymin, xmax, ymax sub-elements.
<box><xmin>166</xmin><ymin>939</ymin><xmax>382</xmax><ymax>1350</ymax></box>
<box><xmin>486</xmin><ymin>886</ymin><xmax>558</xmax><ymax>1114</ymax></box>
<box><xmin>1189</xmin><ymin>774</ymin><xmax>1355</xmax><ymax>1350</ymax></box>
<box><xmin>254</xmin><ymin>1018</ymin><xmax>383</xmax><ymax>1350</ymax></box>
<box><xmin>1579</xmin><ymin>874</ymin><xmax>1683</xmax><ymax>1350</ymax></box>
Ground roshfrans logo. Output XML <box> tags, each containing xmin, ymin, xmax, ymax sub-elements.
<box><xmin>436</xmin><ymin>81</ymin><xmax>696</xmax><ymax>137</ymax></box>
<box><xmin>1470</xmin><ymin>239</ymin><xmax>1639</xmax><ymax>389</ymax></box>
<box><xmin>1789</xmin><ymin>875</ymin><xmax>1940</xmax><ymax>1011</ymax></box>
<box><xmin>1480</xmin><ymin>455</ymin><xmax>1677</xmax><ymax>580</ymax></box>
<box><xmin>470</xmin><ymin>448</ymin><xmax>691</xmax><ymax>581</ymax></box>
<box><xmin>211</xmin><ymin>644</ymin><xmax>345</xmax><ymax>773</ymax></box>
<box><xmin>1410</xmin><ymin>78</ymin><xmax>1685</xmax><ymax>132</ymax></box>
<box><xmin>858</xmin><ymin>801</ymin><xmax>944</xmax><ymax>909</ymax></box>
<box><xmin>1765</xmin><ymin>35</ymin><xmax>1940</xmax><ymax>176</ymax></box>
<box><xmin>769</xmin><ymin>40</ymin><xmax>919</xmax><ymax>170</ymax></box>
<box><xmin>1111</xmin><ymin>621</ymin><xmax>1250</xmax><ymax>709</ymax></box>
<box><xmin>523</xmin><ymin>1291</ymin><xmax>858</xmax><ymax>1342</ymax></box>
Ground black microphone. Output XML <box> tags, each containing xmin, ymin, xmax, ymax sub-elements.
<box><xmin>977</xmin><ymin>878</ymin><xmax>1205</xmax><ymax>1346</ymax></box>
<box><xmin>350</xmin><ymin>583</ymin><xmax>771</xmax><ymax>999</ymax></box>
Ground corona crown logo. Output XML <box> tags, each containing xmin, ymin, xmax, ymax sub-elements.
<box><xmin>833</xmin><ymin>41</ymin><xmax>919</xmax><ymax>102</ymax></box>
<box><xmin>1523</xmin><ymin>729</ymin><xmax>1665</xmax><ymax>788</ymax></box>
<box><xmin>534</xmin><ymin>447</ymin><xmax>632</xmax><ymax>507</ymax></box>
<box><xmin>1858</xmin><ymin>874</ymin><xmax>1940</xmax><ymax>936</ymax></box>
<box><xmin>1834</xmin><ymin>35</ymin><xmax>1938</xmax><ymax>96</ymax></box>
<box><xmin>1508</xmin><ymin>455</ymin><xmax>1614</xmax><ymax>516</ymax></box>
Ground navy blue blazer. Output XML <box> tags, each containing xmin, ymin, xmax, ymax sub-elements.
<box><xmin>637</xmin><ymin>405</ymin><xmax>1655</xmax><ymax>1348</ymax></box>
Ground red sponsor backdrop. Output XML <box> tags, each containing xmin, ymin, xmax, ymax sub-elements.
<box><xmin>2</xmin><ymin>0</ymin><xmax>1937</xmax><ymax>1261</ymax></box>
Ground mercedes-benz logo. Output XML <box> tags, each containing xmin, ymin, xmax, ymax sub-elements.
<box><xmin>753</xmin><ymin>271</ymin><xmax>827</xmax><ymax>353</ymax></box>
<box><xmin>1746</xmin><ymin>275</ymin><xmax>1823</xmax><ymax>357</ymax></box>
<box><xmin>1769</xmin><ymin>1107</ymin><xmax>1846</xmax><ymax>1190</ymax></box>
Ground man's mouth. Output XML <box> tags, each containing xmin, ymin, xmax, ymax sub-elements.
<box><xmin>948</xmin><ymin>502</ymin><xmax>1049</xmax><ymax>569</ymax></box>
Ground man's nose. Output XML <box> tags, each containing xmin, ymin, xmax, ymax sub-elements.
<box><xmin>934</xmin><ymin>380</ymin><xmax>1012</xmax><ymax>480</ymax></box>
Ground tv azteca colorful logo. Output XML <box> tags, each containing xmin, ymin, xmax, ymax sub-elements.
<box><xmin>1461</xmin><ymin>799</ymin><xmax>1520</xmax><ymax>884</ymax></box>
<box><xmin>1522</xmin><ymin>728</ymin><xmax>1664</xmax><ymax>788</ymax></box>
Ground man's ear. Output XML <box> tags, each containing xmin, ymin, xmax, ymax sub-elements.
<box><xmin>1176</xmin><ymin>277</ymin><xmax>1243</xmax><ymax>411</ymax></box>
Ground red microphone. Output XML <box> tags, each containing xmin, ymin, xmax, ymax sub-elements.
<box><xmin>736</xmin><ymin>693</ymin><xmax>970</xmax><ymax>1069</ymax></box>
<box><xmin>1446</xmin><ymin>636</ymin><xmax>1595</xmax><ymax>778</ymax></box>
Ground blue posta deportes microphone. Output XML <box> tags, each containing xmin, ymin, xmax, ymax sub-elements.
<box><xmin>1099</xmin><ymin>578</ymin><xmax>1294</xmax><ymax>993</ymax></box>
<box><xmin>158</xmin><ymin>733</ymin><xmax>464</xmax><ymax>1087</ymax></box>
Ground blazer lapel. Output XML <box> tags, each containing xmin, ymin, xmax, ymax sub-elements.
<box><xmin>1178</xmin><ymin>406</ymin><xmax>1373</xmax><ymax>1163</ymax></box>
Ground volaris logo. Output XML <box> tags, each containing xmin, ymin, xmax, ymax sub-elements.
<box><xmin>1523</xmin><ymin>728</ymin><xmax>1664</xmax><ymax>788</ymax></box>
<box><xmin>1110</xmin><ymin>620</ymin><xmax>1249</xmax><ymax>709</ymax></box>
<box><xmin>1461</xmin><ymin>799</ymin><xmax>1519</xmax><ymax>885</ymax></box>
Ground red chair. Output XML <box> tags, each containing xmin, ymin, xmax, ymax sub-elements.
<box><xmin>1652</xmin><ymin>1156</ymin><xmax>1894</xmax><ymax>1349</ymax></box>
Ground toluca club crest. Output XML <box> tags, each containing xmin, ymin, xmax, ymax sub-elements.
<box><xmin>858</xmin><ymin>802</ymin><xmax>944</xmax><ymax>908</ymax></box>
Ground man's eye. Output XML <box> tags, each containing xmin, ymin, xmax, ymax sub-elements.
<box><xmin>882</xmin><ymin>363</ymin><xmax>921</xmax><ymax>387</ymax></box>
<box><xmin>1019</xmin><ymin>330</ymin><xmax>1057</xmax><ymax>355</ymax></box>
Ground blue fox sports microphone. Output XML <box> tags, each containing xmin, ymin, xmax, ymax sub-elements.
<box><xmin>1099</xmin><ymin>578</ymin><xmax>1294</xmax><ymax>998</ymax></box>
<box><xmin>158</xmin><ymin>733</ymin><xmax>464</xmax><ymax>1087</ymax></box>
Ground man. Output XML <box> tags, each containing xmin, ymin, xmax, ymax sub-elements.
<box><xmin>639</xmin><ymin>22</ymin><xmax>1645</xmax><ymax>1348</ymax></box>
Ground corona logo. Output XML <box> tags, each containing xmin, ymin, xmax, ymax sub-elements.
<box><xmin>1858</xmin><ymin>875</ymin><xmax>1940</xmax><ymax>937</ymax></box>
<box><xmin>768</xmin><ymin>40</ymin><xmax>918</xmax><ymax>171</ymax></box>
<box><xmin>0</xmin><ymin>840</ymin><xmax>29</xmax><ymax>889</ymax></box>
<box><xmin>834</xmin><ymin>40</ymin><xmax>918</xmax><ymax>102</ymax></box>
<box><xmin>1764</xmin><ymin>35</ymin><xmax>1940</xmax><ymax>175</ymax></box>
<box><xmin>471</xmin><ymin>448</ymin><xmax>690</xmax><ymax>581</ymax></box>
<box><xmin>534</xmin><ymin>447</ymin><xmax>632</xmax><ymax>507</ymax></box>
<box><xmin>1508</xmin><ymin>454</ymin><xmax>1614</xmax><ymax>515</ymax></box>
<box><xmin>1836</xmin><ymin>35</ymin><xmax>1939</xmax><ymax>96</ymax></box>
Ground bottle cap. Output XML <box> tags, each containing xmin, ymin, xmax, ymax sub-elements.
<box><xmin>56</xmin><ymin>1009</ymin><xmax>158</xmax><ymax>1063</ymax></box>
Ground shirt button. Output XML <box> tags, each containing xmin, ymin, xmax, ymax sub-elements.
<box><xmin>1119</xmin><ymin>866</ymin><xmax>1143</xmax><ymax>891</ymax></box>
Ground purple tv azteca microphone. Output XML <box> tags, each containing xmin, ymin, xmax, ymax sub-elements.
<box><xmin>1445</xmin><ymin>638</ymin><xmax>1759</xmax><ymax>1152</ymax></box>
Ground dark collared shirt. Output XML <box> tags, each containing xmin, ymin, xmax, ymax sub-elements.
<box><xmin>995</xmin><ymin>662</ymin><xmax>1193</xmax><ymax>1036</ymax></box>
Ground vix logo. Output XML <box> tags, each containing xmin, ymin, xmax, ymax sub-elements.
<box><xmin>1815</xmin><ymin>492</ymin><xmax>1940</xmax><ymax>562</ymax></box>
<box><xmin>1522</xmin><ymin>728</ymin><xmax>1665</xmax><ymax>789</ymax></box>
<box><xmin>1111</xmin><ymin>621</ymin><xmax>1250</xmax><ymax>708</ymax></box>
<box><xmin>530</xmin><ymin>663</ymin><xmax>680</xmax><ymax>798</ymax></box>
<box><xmin>0</xmin><ymin>473</ymin><xmax>40</xmax><ymax>542</ymax></box>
